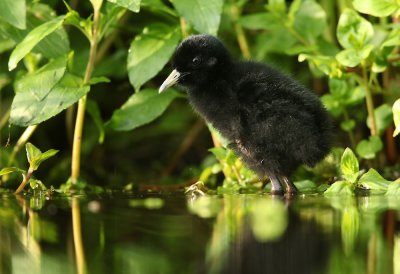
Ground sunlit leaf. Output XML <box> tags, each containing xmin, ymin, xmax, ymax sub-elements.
<box><xmin>340</xmin><ymin>148</ymin><xmax>359</xmax><ymax>183</ymax></box>
<box><xmin>324</xmin><ymin>180</ymin><xmax>355</xmax><ymax>195</ymax></box>
<box><xmin>0</xmin><ymin>0</ymin><xmax>26</xmax><ymax>29</ymax></box>
<box><xmin>336</xmin><ymin>45</ymin><xmax>373</xmax><ymax>67</ymax></box>
<box><xmin>340</xmin><ymin>119</ymin><xmax>356</xmax><ymax>132</ymax></box>
<box><xmin>107</xmin><ymin>88</ymin><xmax>181</xmax><ymax>131</ymax></box>
<box><xmin>10</xmin><ymin>74</ymin><xmax>90</xmax><ymax>126</ymax></box>
<box><xmin>239</xmin><ymin>13</ymin><xmax>281</xmax><ymax>30</ymax></box>
<box><xmin>386</xmin><ymin>180</ymin><xmax>400</xmax><ymax>195</ymax></box>
<box><xmin>171</xmin><ymin>0</ymin><xmax>223</xmax><ymax>34</ymax></box>
<box><xmin>209</xmin><ymin>147</ymin><xmax>227</xmax><ymax>161</ymax></box>
<box><xmin>358</xmin><ymin>168</ymin><xmax>391</xmax><ymax>191</ymax></box>
<box><xmin>353</xmin><ymin>0</ymin><xmax>400</xmax><ymax>17</ymax></box>
<box><xmin>107</xmin><ymin>0</ymin><xmax>141</xmax><ymax>12</ymax></box>
<box><xmin>356</xmin><ymin>136</ymin><xmax>383</xmax><ymax>159</ymax></box>
<box><xmin>26</xmin><ymin>143</ymin><xmax>42</xmax><ymax>166</ymax></box>
<box><xmin>337</xmin><ymin>9</ymin><xmax>373</xmax><ymax>50</ymax></box>
<box><xmin>0</xmin><ymin>167</ymin><xmax>24</xmax><ymax>176</ymax></box>
<box><xmin>8</xmin><ymin>15</ymin><xmax>66</xmax><ymax>71</ymax></box>
<box><xmin>127</xmin><ymin>24</ymin><xmax>180</xmax><ymax>91</ymax></box>
<box><xmin>393</xmin><ymin>99</ymin><xmax>400</xmax><ymax>137</ymax></box>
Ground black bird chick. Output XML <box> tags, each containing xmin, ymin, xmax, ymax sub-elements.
<box><xmin>159</xmin><ymin>35</ymin><xmax>332</xmax><ymax>194</ymax></box>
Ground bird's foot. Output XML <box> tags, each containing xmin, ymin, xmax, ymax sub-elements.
<box><xmin>280</xmin><ymin>176</ymin><xmax>298</xmax><ymax>195</ymax></box>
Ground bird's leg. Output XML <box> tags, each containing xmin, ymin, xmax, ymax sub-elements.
<box><xmin>268</xmin><ymin>173</ymin><xmax>284</xmax><ymax>195</ymax></box>
<box><xmin>280</xmin><ymin>175</ymin><xmax>298</xmax><ymax>194</ymax></box>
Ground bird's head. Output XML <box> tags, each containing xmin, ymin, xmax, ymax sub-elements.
<box><xmin>159</xmin><ymin>34</ymin><xmax>231</xmax><ymax>93</ymax></box>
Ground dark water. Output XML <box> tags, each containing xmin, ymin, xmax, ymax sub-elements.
<box><xmin>0</xmin><ymin>192</ymin><xmax>399</xmax><ymax>274</ymax></box>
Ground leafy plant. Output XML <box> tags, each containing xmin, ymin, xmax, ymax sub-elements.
<box><xmin>0</xmin><ymin>143</ymin><xmax>58</xmax><ymax>193</ymax></box>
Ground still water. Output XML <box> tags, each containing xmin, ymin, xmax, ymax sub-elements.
<box><xmin>0</xmin><ymin>192</ymin><xmax>399</xmax><ymax>274</ymax></box>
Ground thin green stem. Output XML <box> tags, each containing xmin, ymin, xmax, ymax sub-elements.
<box><xmin>231</xmin><ymin>5</ymin><xmax>251</xmax><ymax>59</ymax></box>
<box><xmin>15</xmin><ymin>167</ymin><xmax>34</xmax><ymax>194</ymax></box>
<box><xmin>362</xmin><ymin>65</ymin><xmax>378</xmax><ymax>136</ymax></box>
<box><xmin>70</xmin><ymin>3</ymin><xmax>102</xmax><ymax>184</ymax></box>
<box><xmin>0</xmin><ymin>108</ymin><xmax>10</xmax><ymax>131</ymax></box>
<box><xmin>7</xmin><ymin>125</ymin><xmax>38</xmax><ymax>167</ymax></box>
<box><xmin>343</xmin><ymin>109</ymin><xmax>356</xmax><ymax>149</ymax></box>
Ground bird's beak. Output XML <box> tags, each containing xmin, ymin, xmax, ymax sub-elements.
<box><xmin>159</xmin><ymin>69</ymin><xmax>181</xmax><ymax>93</ymax></box>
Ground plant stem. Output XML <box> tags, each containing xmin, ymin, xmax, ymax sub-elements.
<box><xmin>15</xmin><ymin>167</ymin><xmax>34</xmax><ymax>194</ymax></box>
<box><xmin>362</xmin><ymin>65</ymin><xmax>378</xmax><ymax>136</ymax></box>
<box><xmin>180</xmin><ymin>17</ymin><xmax>188</xmax><ymax>39</ymax></box>
<box><xmin>0</xmin><ymin>108</ymin><xmax>10</xmax><ymax>131</ymax></box>
<box><xmin>231</xmin><ymin>5</ymin><xmax>251</xmax><ymax>59</ymax></box>
<box><xmin>70</xmin><ymin>3</ymin><xmax>102</xmax><ymax>184</ymax></box>
<box><xmin>72</xmin><ymin>198</ymin><xmax>87</xmax><ymax>274</ymax></box>
<box><xmin>342</xmin><ymin>109</ymin><xmax>356</xmax><ymax>149</ymax></box>
<box><xmin>8</xmin><ymin>125</ymin><xmax>38</xmax><ymax>166</ymax></box>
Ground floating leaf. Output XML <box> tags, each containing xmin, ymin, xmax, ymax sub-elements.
<box><xmin>0</xmin><ymin>0</ymin><xmax>26</xmax><ymax>29</ymax></box>
<box><xmin>127</xmin><ymin>24</ymin><xmax>180</xmax><ymax>91</ymax></box>
<box><xmin>10</xmin><ymin>73</ymin><xmax>90</xmax><ymax>126</ymax></box>
<box><xmin>337</xmin><ymin>9</ymin><xmax>373</xmax><ymax>50</ymax></box>
<box><xmin>171</xmin><ymin>0</ymin><xmax>223</xmax><ymax>34</ymax></box>
<box><xmin>358</xmin><ymin>168</ymin><xmax>391</xmax><ymax>191</ymax></box>
<box><xmin>340</xmin><ymin>148</ymin><xmax>359</xmax><ymax>183</ymax></box>
<box><xmin>356</xmin><ymin>136</ymin><xmax>383</xmax><ymax>159</ymax></box>
<box><xmin>107</xmin><ymin>0</ymin><xmax>141</xmax><ymax>12</ymax></box>
<box><xmin>107</xmin><ymin>89</ymin><xmax>181</xmax><ymax>131</ymax></box>
<box><xmin>8</xmin><ymin>15</ymin><xmax>66</xmax><ymax>71</ymax></box>
<box><xmin>393</xmin><ymin>99</ymin><xmax>400</xmax><ymax>137</ymax></box>
<box><xmin>353</xmin><ymin>0</ymin><xmax>399</xmax><ymax>17</ymax></box>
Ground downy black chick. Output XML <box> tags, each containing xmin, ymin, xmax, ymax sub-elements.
<box><xmin>159</xmin><ymin>35</ymin><xmax>332</xmax><ymax>194</ymax></box>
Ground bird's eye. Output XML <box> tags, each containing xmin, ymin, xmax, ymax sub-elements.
<box><xmin>192</xmin><ymin>57</ymin><xmax>201</xmax><ymax>66</ymax></box>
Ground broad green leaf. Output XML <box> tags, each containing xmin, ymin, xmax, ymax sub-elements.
<box><xmin>14</xmin><ymin>55</ymin><xmax>67</xmax><ymax>101</ymax></box>
<box><xmin>0</xmin><ymin>0</ymin><xmax>26</xmax><ymax>29</ymax></box>
<box><xmin>335</xmin><ymin>45</ymin><xmax>373</xmax><ymax>67</ymax></box>
<box><xmin>293</xmin><ymin>0</ymin><xmax>326</xmax><ymax>42</ymax></box>
<box><xmin>107</xmin><ymin>88</ymin><xmax>181</xmax><ymax>131</ymax></box>
<box><xmin>239</xmin><ymin>13</ymin><xmax>281</xmax><ymax>30</ymax></box>
<box><xmin>86</xmin><ymin>100</ymin><xmax>105</xmax><ymax>143</ymax></box>
<box><xmin>298</xmin><ymin>54</ymin><xmax>342</xmax><ymax>77</ymax></box>
<box><xmin>345</xmin><ymin>86</ymin><xmax>365</xmax><ymax>105</ymax></box>
<box><xmin>171</xmin><ymin>0</ymin><xmax>223</xmax><ymax>34</ymax></box>
<box><xmin>329</xmin><ymin>78</ymin><xmax>348</xmax><ymax>99</ymax></box>
<box><xmin>294</xmin><ymin>180</ymin><xmax>317</xmax><ymax>193</ymax></box>
<box><xmin>393</xmin><ymin>99</ymin><xmax>400</xmax><ymax>137</ymax></box>
<box><xmin>26</xmin><ymin>143</ymin><xmax>42</xmax><ymax>166</ymax></box>
<box><xmin>107</xmin><ymin>0</ymin><xmax>141</xmax><ymax>12</ymax></box>
<box><xmin>356</xmin><ymin>136</ymin><xmax>383</xmax><ymax>159</ymax></box>
<box><xmin>386</xmin><ymin>180</ymin><xmax>400</xmax><ymax>195</ymax></box>
<box><xmin>0</xmin><ymin>167</ymin><xmax>24</xmax><ymax>176</ymax></box>
<box><xmin>353</xmin><ymin>0</ymin><xmax>399</xmax><ymax>17</ymax></box>
<box><xmin>337</xmin><ymin>9</ymin><xmax>373</xmax><ymax>50</ymax></box>
<box><xmin>29</xmin><ymin>179</ymin><xmax>47</xmax><ymax>190</ymax></box>
<box><xmin>381</xmin><ymin>27</ymin><xmax>400</xmax><ymax>48</ymax></box>
<box><xmin>31</xmin><ymin>149</ymin><xmax>59</xmax><ymax>170</ymax></box>
<box><xmin>321</xmin><ymin>94</ymin><xmax>343</xmax><ymax>117</ymax></box>
<box><xmin>358</xmin><ymin>168</ymin><xmax>391</xmax><ymax>191</ymax></box>
<box><xmin>367</xmin><ymin>104</ymin><xmax>393</xmax><ymax>135</ymax></box>
<box><xmin>341</xmin><ymin>148</ymin><xmax>359</xmax><ymax>183</ymax></box>
<box><xmin>10</xmin><ymin>73</ymin><xmax>90</xmax><ymax>126</ymax></box>
<box><xmin>253</xmin><ymin>28</ymin><xmax>298</xmax><ymax>55</ymax></box>
<box><xmin>324</xmin><ymin>180</ymin><xmax>355</xmax><ymax>195</ymax></box>
<box><xmin>127</xmin><ymin>24</ymin><xmax>180</xmax><ymax>91</ymax></box>
<box><xmin>8</xmin><ymin>15</ymin><xmax>66</xmax><ymax>71</ymax></box>
<box><xmin>268</xmin><ymin>0</ymin><xmax>286</xmax><ymax>14</ymax></box>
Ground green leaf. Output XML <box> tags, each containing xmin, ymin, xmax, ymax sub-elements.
<box><xmin>353</xmin><ymin>0</ymin><xmax>400</xmax><ymax>17</ymax></box>
<box><xmin>0</xmin><ymin>167</ymin><xmax>24</xmax><ymax>176</ymax></box>
<box><xmin>88</xmin><ymin>76</ymin><xmax>110</xmax><ymax>85</ymax></box>
<box><xmin>127</xmin><ymin>24</ymin><xmax>180</xmax><ymax>91</ymax></box>
<box><xmin>267</xmin><ymin>0</ymin><xmax>286</xmax><ymax>14</ymax></box>
<box><xmin>392</xmin><ymin>99</ymin><xmax>400</xmax><ymax>137</ymax></box>
<box><xmin>107</xmin><ymin>0</ymin><xmax>141</xmax><ymax>12</ymax></box>
<box><xmin>8</xmin><ymin>15</ymin><xmax>66</xmax><ymax>71</ymax></box>
<box><xmin>340</xmin><ymin>148</ymin><xmax>359</xmax><ymax>183</ymax></box>
<box><xmin>26</xmin><ymin>143</ymin><xmax>42</xmax><ymax>166</ymax></box>
<box><xmin>336</xmin><ymin>45</ymin><xmax>373</xmax><ymax>67</ymax></box>
<box><xmin>107</xmin><ymin>88</ymin><xmax>181</xmax><ymax>131</ymax></box>
<box><xmin>293</xmin><ymin>0</ymin><xmax>326</xmax><ymax>42</ymax></box>
<box><xmin>0</xmin><ymin>0</ymin><xmax>26</xmax><ymax>29</ymax></box>
<box><xmin>341</xmin><ymin>119</ymin><xmax>356</xmax><ymax>132</ymax></box>
<box><xmin>367</xmin><ymin>104</ymin><xmax>393</xmax><ymax>135</ymax></box>
<box><xmin>171</xmin><ymin>0</ymin><xmax>223</xmax><ymax>34</ymax></box>
<box><xmin>386</xmin><ymin>180</ymin><xmax>400</xmax><ymax>195</ymax></box>
<box><xmin>356</xmin><ymin>136</ymin><xmax>383</xmax><ymax>159</ymax></box>
<box><xmin>209</xmin><ymin>147</ymin><xmax>228</xmax><ymax>161</ymax></box>
<box><xmin>86</xmin><ymin>100</ymin><xmax>105</xmax><ymax>144</ymax></box>
<box><xmin>239</xmin><ymin>13</ymin><xmax>281</xmax><ymax>30</ymax></box>
<box><xmin>358</xmin><ymin>168</ymin><xmax>391</xmax><ymax>191</ymax></box>
<box><xmin>10</xmin><ymin>73</ymin><xmax>90</xmax><ymax>126</ymax></box>
<box><xmin>26</xmin><ymin>143</ymin><xmax>59</xmax><ymax>171</ymax></box>
<box><xmin>324</xmin><ymin>180</ymin><xmax>355</xmax><ymax>195</ymax></box>
<box><xmin>294</xmin><ymin>180</ymin><xmax>317</xmax><ymax>193</ymax></box>
<box><xmin>321</xmin><ymin>94</ymin><xmax>343</xmax><ymax>117</ymax></box>
<box><xmin>14</xmin><ymin>55</ymin><xmax>67</xmax><ymax>101</ymax></box>
<box><xmin>337</xmin><ymin>9</ymin><xmax>374</xmax><ymax>50</ymax></box>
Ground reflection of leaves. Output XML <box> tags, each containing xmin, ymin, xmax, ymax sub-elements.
<box><xmin>341</xmin><ymin>207</ymin><xmax>359</xmax><ymax>255</ymax></box>
<box><xmin>250</xmin><ymin>198</ymin><xmax>288</xmax><ymax>242</ymax></box>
